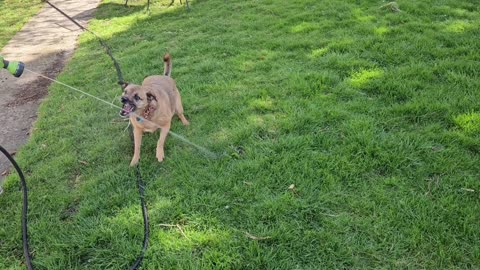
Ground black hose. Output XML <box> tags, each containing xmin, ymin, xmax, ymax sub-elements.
<box><xmin>128</xmin><ymin>127</ymin><xmax>150</xmax><ymax>270</ymax></box>
<box><xmin>0</xmin><ymin>146</ymin><xmax>34</xmax><ymax>270</ymax></box>
<box><xmin>129</xmin><ymin>165</ymin><xmax>149</xmax><ymax>270</ymax></box>
<box><xmin>1</xmin><ymin>142</ymin><xmax>150</xmax><ymax>270</ymax></box>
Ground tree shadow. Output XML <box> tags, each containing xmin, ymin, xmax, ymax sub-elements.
<box><xmin>94</xmin><ymin>2</ymin><xmax>147</xmax><ymax>20</ymax></box>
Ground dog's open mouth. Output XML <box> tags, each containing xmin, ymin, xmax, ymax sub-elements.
<box><xmin>120</xmin><ymin>103</ymin><xmax>136</xmax><ymax>117</ymax></box>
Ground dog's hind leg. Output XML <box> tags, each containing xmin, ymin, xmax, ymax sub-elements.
<box><xmin>175</xmin><ymin>88</ymin><xmax>189</xmax><ymax>126</ymax></box>
<box><xmin>177</xmin><ymin>113</ymin><xmax>189</xmax><ymax>126</ymax></box>
<box><xmin>156</xmin><ymin>122</ymin><xmax>171</xmax><ymax>162</ymax></box>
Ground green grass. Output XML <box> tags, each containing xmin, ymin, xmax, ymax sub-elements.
<box><xmin>1</xmin><ymin>0</ymin><xmax>480</xmax><ymax>268</ymax></box>
<box><xmin>0</xmin><ymin>0</ymin><xmax>43</xmax><ymax>49</ymax></box>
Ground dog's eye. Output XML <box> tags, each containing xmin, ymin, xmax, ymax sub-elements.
<box><xmin>134</xmin><ymin>94</ymin><xmax>141</xmax><ymax>101</ymax></box>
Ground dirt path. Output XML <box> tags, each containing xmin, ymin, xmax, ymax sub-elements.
<box><xmin>0</xmin><ymin>0</ymin><xmax>101</xmax><ymax>189</ymax></box>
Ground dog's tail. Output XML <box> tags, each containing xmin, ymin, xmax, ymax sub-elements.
<box><xmin>163</xmin><ymin>53</ymin><xmax>172</xmax><ymax>77</ymax></box>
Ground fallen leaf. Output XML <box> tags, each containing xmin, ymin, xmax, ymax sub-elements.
<box><xmin>79</xmin><ymin>160</ymin><xmax>89</xmax><ymax>165</ymax></box>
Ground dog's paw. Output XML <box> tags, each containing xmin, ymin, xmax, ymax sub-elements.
<box><xmin>130</xmin><ymin>157</ymin><xmax>139</xmax><ymax>166</ymax></box>
<box><xmin>156</xmin><ymin>150</ymin><xmax>165</xmax><ymax>162</ymax></box>
<box><xmin>179</xmin><ymin>114</ymin><xmax>189</xmax><ymax>126</ymax></box>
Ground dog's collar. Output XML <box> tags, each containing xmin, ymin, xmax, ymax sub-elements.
<box><xmin>135</xmin><ymin>101</ymin><xmax>156</xmax><ymax>124</ymax></box>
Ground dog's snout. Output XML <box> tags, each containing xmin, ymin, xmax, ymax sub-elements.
<box><xmin>121</xmin><ymin>96</ymin><xmax>128</xmax><ymax>103</ymax></box>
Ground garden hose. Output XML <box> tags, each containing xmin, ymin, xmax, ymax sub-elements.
<box><xmin>0</xmin><ymin>145</ymin><xmax>33</xmax><ymax>270</ymax></box>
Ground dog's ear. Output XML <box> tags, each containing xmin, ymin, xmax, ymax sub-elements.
<box><xmin>146</xmin><ymin>92</ymin><xmax>157</xmax><ymax>102</ymax></box>
<box><xmin>121</xmin><ymin>82</ymin><xmax>129</xmax><ymax>90</ymax></box>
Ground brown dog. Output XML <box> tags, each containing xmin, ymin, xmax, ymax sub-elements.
<box><xmin>119</xmin><ymin>54</ymin><xmax>189</xmax><ymax>166</ymax></box>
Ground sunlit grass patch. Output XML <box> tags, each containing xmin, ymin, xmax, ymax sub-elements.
<box><xmin>374</xmin><ymin>26</ymin><xmax>389</xmax><ymax>35</ymax></box>
<box><xmin>310</xmin><ymin>47</ymin><xmax>329</xmax><ymax>58</ymax></box>
<box><xmin>443</xmin><ymin>20</ymin><xmax>476</xmax><ymax>33</ymax></box>
<box><xmin>249</xmin><ymin>97</ymin><xmax>274</xmax><ymax>112</ymax></box>
<box><xmin>454</xmin><ymin>112</ymin><xmax>480</xmax><ymax>135</ymax></box>
<box><xmin>349</xmin><ymin>68</ymin><xmax>384</xmax><ymax>88</ymax></box>
<box><xmin>291</xmin><ymin>22</ymin><xmax>318</xmax><ymax>33</ymax></box>
<box><xmin>352</xmin><ymin>7</ymin><xmax>376</xmax><ymax>22</ymax></box>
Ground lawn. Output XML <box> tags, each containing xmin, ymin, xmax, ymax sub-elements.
<box><xmin>1</xmin><ymin>0</ymin><xmax>480</xmax><ymax>269</ymax></box>
<box><xmin>0</xmin><ymin>0</ymin><xmax>43</xmax><ymax>49</ymax></box>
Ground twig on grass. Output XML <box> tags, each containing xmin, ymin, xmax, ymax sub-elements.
<box><xmin>245</xmin><ymin>232</ymin><xmax>271</xmax><ymax>241</ymax></box>
<box><xmin>158</xmin><ymin>223</ymin><xmax>177</xmax><ymax>227</ymax></box>
<box><xmin>380</xmin><ymin>2</ymin><xmax>401</xmax><ymax>12</ymax></box>
<box><xmin>176</xmin><ymin>224</ymin><xmax>188</xmax><ymax>239</ymax></box>
<box><xmin>157</xmin><ymin>223</ymin><xmax>189</xmax><ymax>238</ymax></box>
<box><xmin>318</xmin><ymin>212</ymin><xmax>341</xmax><ymax>217</ymax></box>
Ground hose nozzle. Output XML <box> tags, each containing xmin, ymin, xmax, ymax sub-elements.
<box><xmin>1</xmin><ymin>55</ymin><xmax>25</xmax><ymax>77</ymax></box>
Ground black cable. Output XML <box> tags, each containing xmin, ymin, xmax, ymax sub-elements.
<box><xmin>128</xmin><ymin>127</ymin><xmax>150</xmax><ymax>270</ymax></box>
<box><xmin>43</xmin><ymin>0</ymin><xmax>125</xmax><ymax>85</ymax></box>
<box><xmin>0</xmin><ymin>145</ymin><xmax>34</xmax><ymax>270</ymax></box>
<box><xmin>129</xmin><ymin>165</ymin><xmax>149</xmax><ymax>270</ymax></box>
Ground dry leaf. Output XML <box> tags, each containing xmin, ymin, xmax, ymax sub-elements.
<box><xmin>79</xmin><ymin>160</ymin><xmax>89</xmax><ymax>165</ymax></box>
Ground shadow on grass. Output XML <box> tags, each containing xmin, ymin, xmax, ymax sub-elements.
<box><xmin>94</xmin><ymin>2</ymin><xmax>147</xmax><ymax>20</ymax></box>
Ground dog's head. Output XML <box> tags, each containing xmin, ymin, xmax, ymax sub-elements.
<box><xmin>119</xmin><ymin>82</ymin><xmax>148</xmax><ymax>117</ymax></box>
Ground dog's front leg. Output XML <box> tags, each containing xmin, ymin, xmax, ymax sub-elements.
<box><xmin>130</xmin><ymin>127</ymin><xmax>143</xmax><ymax>166</ymax></box>
<box><xmin>156</xmin><ymin>122</ymin><xmax>171</xmax><ymax>162</ymax></box>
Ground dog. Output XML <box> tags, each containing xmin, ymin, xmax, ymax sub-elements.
<box><xmin>119</xmin><ymin>54</ymin><xmax>189</xmax><ymax>166</ymax></box>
